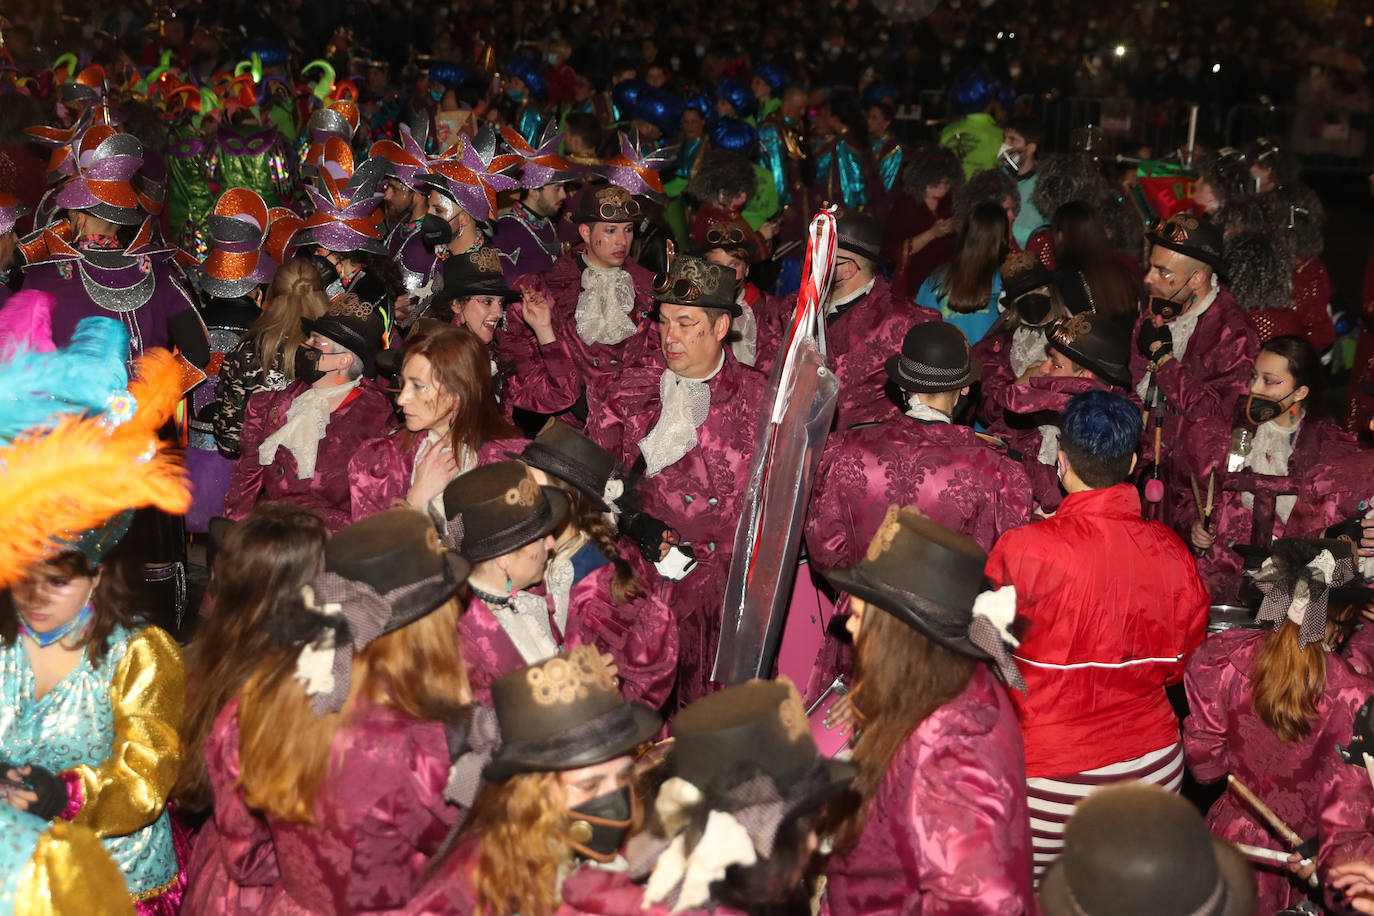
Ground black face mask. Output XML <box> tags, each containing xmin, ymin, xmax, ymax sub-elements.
<box><xmin>567</xmin><ymin>785</ymin><xmax>635</xmax><ymax>863</ymax></box>
<box><xmin>294</xmin><ymin>346</ymin><xmax>327</xmax><ymax>385</ymax></box>
<box><xmin>420</xmin><ymin>213</ymin><xmax>454</xmax><ymax>252</ymax></box>
<box><xmin>1014</xmin><ymin>292</ymin><xmax>1053</xmax><ymax>326</ymax></box>
<box><xmin>1146</xmin><ymin>274</ymin><xmax>1194</xmax><ymax>321</ymax></box>
<box><xmin>1244</xmin><ymin>391</ymin><xmax>1291</xmax><ymax>426</ymax></box>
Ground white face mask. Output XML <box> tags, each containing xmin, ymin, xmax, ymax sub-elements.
<box><xmin>547</xmin><ymin>52</ymin><xmax>559</xmax><ymax>65</ymax></box>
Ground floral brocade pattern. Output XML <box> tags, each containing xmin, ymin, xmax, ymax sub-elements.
<box><xmin>1184</xmin><ymin>630</ymin><xmax>1374</xmax><ymax>913</ymax></box>
<box><xmin>807</xmin><ymin>418</ymin><xmax>1034</xmax><ymax>572</ymax></box>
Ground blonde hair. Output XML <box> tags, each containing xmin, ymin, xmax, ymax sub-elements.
<box><xmin>1251</xmin><ymin>620</ymin><xmax>1327</xmax><ymax>743</ymax></box>
<box><xmin>242</xmin><ymin>256</ymin><xmax>330</xmax><ymax>381</ymax></box>
<box><xmin>236</xmin><ymin>598</ymin><xmax>470</xmax><ymax>822</ymax></box>
<box><xmin>458</xmin><ymin>772</ymin><xmax>569</xmax><ymax>916</ymax></box>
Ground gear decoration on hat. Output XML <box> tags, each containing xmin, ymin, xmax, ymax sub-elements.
<box><xmin>1050</xmin><ymin>313</ymin><xmax>1094</xmax><ymax>347</ymax></box>
<box><xmin>526</xmin><ymin>648</ymin><xmax>615</xmax><ymax>706</ymax></box>
<box><xmin>866</xmin><ymin>505</ymin><xmax>903</xmax><ymax>563</ymax></box>
<box><xmin>777</xmin><ymin>678</ymin><xmax>808</xmax><ymax>742</ymax></box>
<box><xmin>504</xmin><ymin>476</ymin><xmax>540</xmax><ymax>507</ymax></box>
<box><xmin>471</xmin><ymin>247</ymin><xmax>503</xmax><ymax>275</ymax></box>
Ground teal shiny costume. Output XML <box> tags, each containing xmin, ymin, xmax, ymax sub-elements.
<box><xmin>0</xmin><ymin>623</ymin><xmax>181</xmax><ymax>900</ymax></box>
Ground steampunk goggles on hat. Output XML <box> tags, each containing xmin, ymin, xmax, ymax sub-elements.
<box><xmin>652</xmin><ymin>273</ymin><xmax>702</xmax><ymax>302</ymax></box>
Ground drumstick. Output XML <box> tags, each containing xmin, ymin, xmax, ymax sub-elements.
<box><xmin>1227</xmin><ymin>774</ymin><xmax>1304</xmax><ymax>847</ymax></box>
<box><xmin>1191</xmin><ymin>474</ymin><xmax>1205</xmax><ymax>518</ymax></box>
<box><xmin>1234</xmin><ymin>843</ymin><xmax>1294</xmax><ymax>865</ymax></box>
<box><xmin>1227</xmin><ymin>775</ymin><xmax>1318</xmax><ymax>885</ymax></box>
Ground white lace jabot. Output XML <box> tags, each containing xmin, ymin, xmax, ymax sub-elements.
<box><xmin>576</xmin><ymin>263</ymin><xmax>638</xmax><ymax>345</ymax></box>
<box><xmin>639</xmin><ymin>353</ymin><xmax>726</xmax><ymax>477</ymax></box>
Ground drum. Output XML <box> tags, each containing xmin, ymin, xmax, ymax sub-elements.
<box><xmin>1207</xmin><ymin>604</ymin><xmax>1263</xmax><ymax>634</ymax></box>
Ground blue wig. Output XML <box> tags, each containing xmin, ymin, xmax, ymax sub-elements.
<box><xmin>684</xmin><ymin>91</ymin><xmax>715</xmax><ymax>122</ymax></box>
<box><xmin>428</xmin><ymin>61</ymin><xmax>476</xmax><ymax>90</ymax></box>
<box><xmin>504</xmin><ymin>57</ymin><xmax>547</xmax><ymax>101</ymax></box>
<box><xmin>715</xmin><ymin>76</ymin><xmax>757</xmax><ymax>120</ymax></box>
<box><xmin>753</xmin><ymin>62</ymin><xmax>789</xmax><ymax>96</ymax></box>
<box><xmin>634</xmin><ymin>88</ymin><xmax>685</xmax><ymax>138</ymax></box>
<box><xmin>950</xmin><ymin>67</ymin><xmax>998</xmax><ymax>115</ymax></box>
<box><xmin>710</xmin><ymin>117</ymin><xmax>759</xmax><ymax>157</ymax></box>
<box><xmin>1059</xmin><ymin>389</ymin><xmax>1141</xmax><ymax>460</ymax></box>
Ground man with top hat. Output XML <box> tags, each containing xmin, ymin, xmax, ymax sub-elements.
<box><xmin>222</xmin><ymin>293</ymin><xmax>395</xmax><ymax>532</ymax></box>
<box><xmin>506</xmin><ymin>184</ymin><xmax>661</xmax><ymax>408</ymax></box>
<box><xmin>1130</xmin><ymin>212</ymin><xmax>1259</xmax><ymax>467</ymax></box>
<box><xmin>695</xmin><ymin>212</ymin><xmax>788</xmax><ymax>372</ymax></box>
<box><xmin>808</xmin><ymin>321</ymin><xmax>1033</xmax><ymax>571</ymax></box>
<box><xmin>984</xmin><ymin>389</ymin><xmax>1209</xmax><ymax>879</ymax></box>
<box><xmin>986</xmin><ymin>310</ymin><xmax>1137</xmax><ymax>513</ymax></box>
<box><xmin>809</xmin><ymin>210</ymin><xmax>938</xmax><ymax>429</ymax></box>
<box><xmin>17</xmin><ymin>124</ymin><xmax>209</xmax><ymax>364</ymax></box>
<box><xmin>583</xmin><ymin>255</ymin><xmax>766</xmax><ymax>705</ymax></box>
<box><xmin>488</xmin><ymin>127</ymin><xmax>579</xmax><ymax>280</ymax></box>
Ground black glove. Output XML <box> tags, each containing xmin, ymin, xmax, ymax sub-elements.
<box><xmin>1136</xmin><ymin>321</ymin><xmax>1173</xmax><ymax>361</ymax></box>
<box><xmin>1326</xmin><ymin>517</ymin><xmax>1365</xmax><ymax>546</ymax></box>
<box><xmin>622</xmin><ymin>511</ymin><xmax>676</xmax><ymax>564</ymax></box>
<box><xmin>1338</xmin><ymin>694</ymin><xmax>1374</xmax><ymax>769</ymax></box>
<box><xmin>2</xmin><ymin>764</ymin><xmax>68</xmax><ymax>821</ymax></box>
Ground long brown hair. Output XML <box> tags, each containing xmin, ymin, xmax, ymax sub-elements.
<box><xmin>940</xmin><ymin>201</ymin><xmax>1008</xmax><ymax>312</ymax></box>
<box><xmin>833</xmin><ymin>604</ymin><xmax>976</xmax><ymax>852</ymax></box>
<box><xmin>1251</xmin><ymin>602</ymin><xmax>1357</xmax><ymax>743</ymax></box>
<box><xmin>549</xmin><ymin>483</ymin><xmax>642</xmax><ymax>606</ymax></box>
<box><xmin>2</xmin><ymin>540</ymin><xmax>146</xmax><ymax>667</ymax></box>
<box><xmin>1052</xmin><ymin>201</ymin><xmax>1142</xmax><ymax>322</ymax></box>
<box><xmin>403</xmin><ymin>324</ymin><xmax>519</xmax><ymax>457</ymax></box>
<box><xmin>450</xmin><ymin>771</ymin><xmax>570</xmax><ymax>916</ymax></box>
<box><xmin>236</xmin><ymin>597</ymin><xmax>470</xmax><ymax>823</ymax></box>
<box><xmin>173</xmin><ymin>504</ymin><xmax>328</xmax><ymax>812</ymax></box>
<box><xmin>241</xmin><ymin>257</ymin><xmax>330</xmax><ymax>380</ymax></box>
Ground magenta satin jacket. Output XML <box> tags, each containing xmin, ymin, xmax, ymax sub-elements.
<box><xmin>822</xmin><ymin>666</ymin><xmax>1037</xmax><ymax>916</ymax></box>
<box><xmin>348</xmin><ymin>431</ymin><xmax>526</xmax><ymax>521</ymax></box>
<box><xmin>818</xmin><ymin>276</ymin><xmax>939</xmax><ymax>430</ymax></box>
<box><xmin>1171</xmin><ymin>413</ymin><xmax>1361</xmax><ymax>603</ymax></box>
<box><xmin>1284</xmin><ymin>447</ymin><xmax>1374</xmax><ymax>540</ymax></box>
<box><xmin>506</xmin><ymin>249</ymin><xmax>661</xmax><ymax>392</ymax></box>
<box><xmin>807</xmin><ymin>416</ymin><xmax>1033</xmax><ymax>571</ymax></box>
<box><xmin>458</xmin><ymin>594</ymin><xmax>550</xmax><ymax>706</ymax></box>
<box><xmin>1184</xmin><ymin>630</ymin><xmax>1374</xmax><ymax>914</ymax></box>
<box><xmin>186</xmin><ymin>699</ymin><xmax>457</xmax><ymax>915</ymax></box>
<box><xmin>583</xmin><ymin>352</ymin><xmax>767</xmax><ymax>704</ymax></box>
<box><xmin>491</xmin><ymin>303</ymin><xmax>585</xmax><ymax>415</ymax></box>
<box><xmin>555</xmin><ymin>559</ymin><xmax>679</xmax><ymax>710</ymax></box>
<box><xmin>222</xmin><ymin>380</ymin><xmax>396</xmax><ymax>532</ymax></box>
<box><xmin>1128</xmin><ymin>290</ymin><xmax>1258</xmax><ymax>464</ymax></box>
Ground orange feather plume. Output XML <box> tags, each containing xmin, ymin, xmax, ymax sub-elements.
<box><xmin>0</xmin><ymin>352</ymin><xmax>192</xmax><ymax>588</ymax></box>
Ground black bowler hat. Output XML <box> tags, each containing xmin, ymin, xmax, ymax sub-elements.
<box><xmin>300</xmin><ymin>293</ymin><xmax>387</xmax><ymax>378</ymax></box>
<box><xmin>1047</xmin><ymin>313</ymin><xmax>1132</xmax><ymax>387</ymax></box>
<box><xmin>822</xmin><ymin>507</ymin><xmax>994</xmax><ymax>663</ymax></box>
<box><xmin>835</xmin><ymin>210</ymin><xmax>883</xmax><ymax>264</ymax></box>
<box><xmin>431</xmin><ymin>246</ymin><xmax>519</xmax><ymax>313</ymax></box>
<box><xmin>1149</xmin><ymin>212</ymin><xmax>1226</xmax><ymax>272</ymax></box>
<box><xmin>441</xmin><ymin>460</ymin><xmax>570</xmax><ymax>561</ymax></box>
<box><xmin>483</xmin><ymin>646</ymin><xmax>661</xmax><ymax>782</ymax></box>
<box><xmin>650</xmin><ymin>255</ymin><xmax>741</xmax><ymax>316</ymax></box>
<box><xmin>1040</xmin><ymin>784</ymin><xmax>1256</xmax><ymax>916</ymax></box>
<box><xmin>885</xmin><ymin>321</ymin><xmax>982</xmax><ymax>394</ymax></box>
<box><xmin>510</xmin><ymin>421</ymin><xmax>624</xmax><ymax>513</ymax></box>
